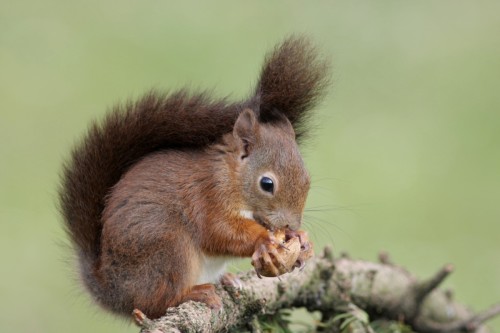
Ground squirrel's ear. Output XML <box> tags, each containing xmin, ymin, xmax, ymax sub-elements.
<box><xmin>233</xmin><ymin>108</ymin><xmax>259</xmax><ymax>157</ymax></box>
<box><xmin>276</xmin><ymin>113</ymin><xmax>295</xmax><ymax>139</ymax></box>
<box><xmin>261</xmin><ymin>108</ymin><xmax>296</xmax><ymax>139</ymax></box>
<box><xmin>264</xmin><ymin>109</ymin><xmax>296</xmax><ymax>139</ymax></box>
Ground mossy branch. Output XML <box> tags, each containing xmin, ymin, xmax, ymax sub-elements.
<box><xmin>134</xmin><ymin>247</ymin><xmax>500</xmax><ymax>333</ymax></box>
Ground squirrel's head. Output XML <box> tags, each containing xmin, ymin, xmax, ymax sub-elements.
<box><xmin>227</xmin><ymin>108</ymin><xmax>311</xmax><ymax>231</ymax></box>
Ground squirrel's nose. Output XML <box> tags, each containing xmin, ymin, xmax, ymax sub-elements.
<box><xmin>286</xmin><ymin>215</ymin><xmax>301</xmax><ymax>231</ymax></box>
<box><xmin>276</xmin><ymin>211</ymin><xmax>301</xmax><ymax>230</ymax></box>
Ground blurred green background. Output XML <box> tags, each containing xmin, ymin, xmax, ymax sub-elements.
<box><xmin>1</xmin><ymin>1</ymin><xmax>499</xmax><ymax>332</ymax></box>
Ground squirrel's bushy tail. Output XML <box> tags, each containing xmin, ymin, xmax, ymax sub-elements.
<box><xmin>59</xmin><ymin>35</ymin><xmax>330</xmax><ymax>266</ymax></box>
<box><xmin>254</xmin><ymin>35</ymin><xmax>330</xmax><ymax>140</ymax></box>
<box><xmin>60</xmin><ymin>92</ymin><xmax>240</xmax><ymax>263</ymax></box>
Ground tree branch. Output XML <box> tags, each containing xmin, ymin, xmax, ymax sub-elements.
<box><xmin>135</xmin><ymin>247</ymin><xmax>499</xmax><ymax>333</ymax></box>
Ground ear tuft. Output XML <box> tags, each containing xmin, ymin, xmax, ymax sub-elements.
<box><xmin>278</xmin><ymin>115</ymin><xmax>296</xmax><ymax>139</ymax></box>
<box><xmin>264</xmin><ymin>109</ymin><xmax>296</xmax><ymax>139</ymax></box>
<box><xmin>233</xmin><ymin>109</ymin><xmax>259</xmax><ymax>158</ymax></box>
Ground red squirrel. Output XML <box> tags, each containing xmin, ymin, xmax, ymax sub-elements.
<box><xmin>59</xmin><ymin>36</ymin><xmax>330</xmax><ymax>319</ymax></box>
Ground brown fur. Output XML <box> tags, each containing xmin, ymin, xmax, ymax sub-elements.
<box><xmin>59</xmin><ymin>36</ymin><xmax>329</xmax><ymax>318</ymax></box>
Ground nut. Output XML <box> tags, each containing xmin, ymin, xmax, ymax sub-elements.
<box><xmin>257</xmin><ymin>229</ymin><xmax>302</xmax><ymax>277</ymax></box>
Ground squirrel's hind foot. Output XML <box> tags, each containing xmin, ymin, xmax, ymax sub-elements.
<box><xmin>179</xmin><ymin>284</ymin><xmax>222</xmax><ymax>311</ymax></box>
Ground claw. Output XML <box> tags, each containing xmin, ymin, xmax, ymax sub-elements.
<box><xmin>294</xmin><ymin>258</ymin><xmax>306</xmax><ymax>271</ymax></box>
<box><xmin>286</xmin><ymin>230</ymin><xmax>308</xmax><ymax>245</ymax></box>
<box><xmin>300</xmin><ymin>262</ymin><xmax>307</xmax><ymax>271</ymax></box>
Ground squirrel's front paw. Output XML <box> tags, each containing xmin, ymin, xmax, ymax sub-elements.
<box><xmin>251</xmin><ymin>235</ymin><xmax>289</xmax><ymax>278</ymax></box>
<box><xmin>286</xmin><ymin>229</ymin><xmax>314</xmax><ymax>270</ymax></box>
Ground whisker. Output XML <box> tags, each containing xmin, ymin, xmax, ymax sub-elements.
<box><xmin>305</xmin><ymin>202</ymin><xmax>373</xmax><ymax>212</ymax></box>
<box><xmin>302</xmin><ymin>215</ymin><xmax>337</xmax><ymax>244</ymax></box>
<box><xmin>303</xmin><ymin>214</ymin><xmax>351</xmax><ymax>240</ymax></box>
<box><xmin>309</xmin><ymin>176</ymin><xmax>351</xmax><ymax>184</ymax></box>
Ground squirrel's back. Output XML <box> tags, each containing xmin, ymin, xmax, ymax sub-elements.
<box><xmin>59</xmin><ymin>35</ymin><xmax>330</xmax><ymax>285</ymax></box>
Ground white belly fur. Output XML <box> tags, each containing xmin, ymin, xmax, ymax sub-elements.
<box><xmin>196</xmin><ymin>254</ymin><xmax>232</xmax><ymax>285</ymax></box>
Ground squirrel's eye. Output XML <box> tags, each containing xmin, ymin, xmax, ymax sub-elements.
<box><xmin>260</xmin><ymin>177</ymin><xmax>274</xmax><ymax>194</ymax></box>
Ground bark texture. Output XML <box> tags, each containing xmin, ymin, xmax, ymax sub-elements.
<box><xmin>134</xmin><ymin>247</ymin><xmax>500</xmax><ymax>333</ymax></box>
